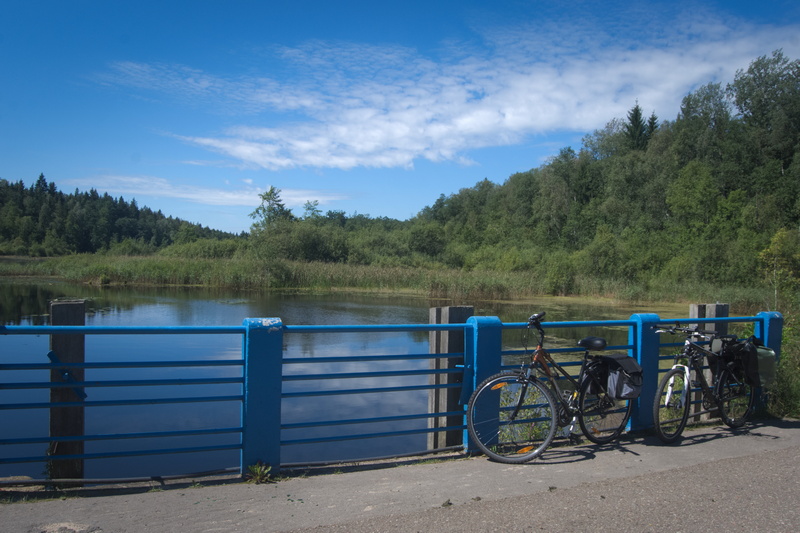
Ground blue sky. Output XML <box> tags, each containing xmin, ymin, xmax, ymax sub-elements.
<box><xmin>2</xmin><ymin>1</ymin><xmax>800</xmax><ymax>234</ymax></box>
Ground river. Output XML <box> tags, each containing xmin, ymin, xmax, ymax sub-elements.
<box><xmin>0</xmin><ymin>280</ymin><xmax>687</xmax><ymax>478</ymax></box>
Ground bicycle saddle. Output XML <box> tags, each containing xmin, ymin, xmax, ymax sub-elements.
<box><xmin>578</xmin><ymin>336</ymin><xmax>607</xmax><ymax>350</ymax></box>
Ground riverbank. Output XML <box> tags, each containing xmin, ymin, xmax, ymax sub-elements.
<box><xmin>0</xmin><ymin>254</ymin><xmax>772</xmax><ymax>312</ymax></box>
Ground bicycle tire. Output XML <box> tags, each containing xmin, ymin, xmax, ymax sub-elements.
<box><xmin>577</xmin><ymin>369</ymin><xmax>632</xmax><ymax>444</ymax></box>
<box><xmin>717</xmin><ymin>366</ymin><xmax>755</xmax><ymax>428</ymax></box>
<box><xmin>653</xmin><ymin>367</ymin><xmax>691</xmax><ymax>444</ymax></box>
<box><xmin>467</xmin><ymin>371</ymin><xmax>557</xmax><ymax>463</ymax></box>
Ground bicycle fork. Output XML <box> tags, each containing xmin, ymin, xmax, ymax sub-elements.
<box><xmin>665</xmin><ymin>364</ymin><xmax>690</xmax><ymax>408</ymax></box>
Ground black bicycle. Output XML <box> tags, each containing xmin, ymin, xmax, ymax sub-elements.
<box><xmin>466</xmin><ymin>312</ymin><xmax>636</xmax><ymax>463</ymax></box>
<box><xmin>653</xmin><ymin>325</ymin><xmax>755</xmax><ymax>444</ymax></box>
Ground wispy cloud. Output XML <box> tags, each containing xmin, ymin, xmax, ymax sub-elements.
<box><xmin>66</xmin><ymin>175</ymin><xmax>346</xmax><ymax>208</ymax></box>
<box><xmin>98</xmin><ymin>8</ymin><xmax>800</xmax><ymax>172</ymax></box>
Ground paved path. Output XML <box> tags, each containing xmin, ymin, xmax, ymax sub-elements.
<box><xmin>3</xmin><ymin>418</ymin><xmax>800</xmax><ymax>532</ymax></box>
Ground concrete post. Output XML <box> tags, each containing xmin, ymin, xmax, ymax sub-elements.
<box><xmin>48</xmin><ymin>299</ymin><xmax>86</xmax><ymax>483</ymax></box>
<box><xmin>428</xmin><ymin>306</ymin><xmax>473</xmax><ymax>449</ymax></box>
<box><xmin>689</xmin><ymin>303</ymin><xmax>729</xmax><ymax>335</ymax></box>
<box><xmin>689</xmin><ymin>303</ymin><xmax>729</xmax><ymax>421</ymax></box>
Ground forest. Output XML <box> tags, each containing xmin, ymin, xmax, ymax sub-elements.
<box><xmin>2</xmin><ymin>50</ymin><xmax>799</xmax><ymax>307</ymax></box>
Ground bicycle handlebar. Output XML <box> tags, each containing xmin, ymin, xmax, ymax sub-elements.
<box><xmin>527</xmin><ymin>312</ymin><xmax>546</xmax><ymax>345</ymax></box>
<box><xmin>528</xmin><ymin>312</ymin><xmax>546</xmax><ymax>325</ymax></box>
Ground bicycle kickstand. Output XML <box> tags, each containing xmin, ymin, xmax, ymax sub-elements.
<box><xmin>565</xmin><ymin>416</ymin><xmax>581</xmax><ymax>444</ymax></box>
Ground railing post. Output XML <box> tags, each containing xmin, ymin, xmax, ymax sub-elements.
<box><xmin>755</xmin><ymin>311</ymin><xmax>783</xmax><ymax>359</ymax></box>
<box><xmin>629</xmin><ymin>313</ymin><xmax>661</xmax><ymax>430</ymax></box>
<box><xmin>689</xmin><ymin>303</ymin><xmax>729</xmax><ymax>420</ymax></box>
<box><xmin>242</xmin><ymin>318</ymin><xmax>283</xmax><ymax>474</ymax></box>
<box><xmin>690</xmin><ymin>303</ymin><xmax>730</xmax><ymax>335</ymax></box>
<box><xmin>49</xmin><ymin>299</ymin><xmax>86</xmax><ymax>484</ymax></box>
<box><xmin>429</xmin><ymin>306</ymin><xmax>473</xmax><ymax>450</ymax></box>
<box><xmin>462</xmin><ymin>316</ymin><xmax>502</xmax><ymax>450</ymax></box>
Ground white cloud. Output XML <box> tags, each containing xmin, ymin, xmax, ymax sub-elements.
<box><xmin>100</xmin><ymin>9</ymin><xmax>800</xmax><ymax>172</ymax></box>
<box><xmin>67</xmin><ymin>175</ymin><xmax>346</xmax><ymax>208</ymax></box>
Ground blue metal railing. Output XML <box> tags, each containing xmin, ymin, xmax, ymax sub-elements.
<box><xmin>0</xmin><ymin>325</ymin><xmax>246</xmax><ymax>478</ymax></box>
<box><xmin>0</xmin><ymin>311</ymin><xmax>783</xmax><ymax>483</ymax></box>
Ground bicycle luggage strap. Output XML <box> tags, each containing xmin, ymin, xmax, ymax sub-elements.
<box><xmin>600</xmin><ymin>353</ymin><xmax>642</xmax><ymax>374</ymax></box>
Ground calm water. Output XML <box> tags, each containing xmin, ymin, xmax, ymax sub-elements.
<box><xmin>0</xmin><ymin>280</ymin><xmax>687</xmax><ymax>478</ymax></box>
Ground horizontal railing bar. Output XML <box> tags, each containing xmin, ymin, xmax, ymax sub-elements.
<box><xmin>0</xmin><ymin>427</ymin><xmax>242</xmax><ymax>446</ymax></box>
<box><xmin>2</xmin><ymin>377</ymin><xmax>243</xmax><ymax>390</ymax></box>
<box><xmin>0</xmin><ymin>395</ymin><xmax>244</xmax><ymax>410</ymax></box>
<box><xmin>282</xmin><ymin>424</ymin><xmax>466</xmax><ymax>446</ymax></box>
<box><xmin>285</xmin><ymin>324</ymin><xmax>464</xmax><ymax>333</ymax></box>
<box><xmin>282</xmin><ymin>382</ymin><xmax>461</xmax><ymax>398</ymax></box>
<box><xmin>499</xmin><ymin>347</ymin><xmax>634</xmax><ymax>361</ymax></box>
<box><xmin>1</xmin><ymin>360</ymin><xmax>243</xmax><ymax>370</ymax></box>
<box><xmin>282</xmin><ymin>368</ymin><xmax>460</xmax><ymax>381</ymax></box>
<box><xmin>1</xmin><ymin>317</ymin><xmax>760</xmax><ymax>336</ymax></box>
<box><xmin>656</xmin><ymin>342</ymin><xmax>685</xmax><ymax>350</ymax></box>
<box><xmin>281</xmin><ymin>445</ymin><xmax>465</xmax><ymax>469</ymax></box>
<box><xmin>282</xmin><ymin>352</ymin><xmax>462</xmax><ymax>364</ymax></box>
<box><xmin>0</xmin><ymin>467</ymin><xmax>241</xmax><ymax>487</ymax></box>
<box><xmin>502</xmin><ymin>343</ymin><xmax>633</xmax><ymax>353</ymax></box>
<box><xmin>1</xmin><ymin>323</ymin><xmax>471</xmax><ymax>336</ymax></box>
<box><xmin>504</xmin><ymin>320</ymin><xmax>635</xmax><ymax>329</ymax></box>
<box><xmin>0</xmin><ymin>444</ymin><xmax>242</xmax><ymax>465</ymax></box>
<box><xmin>653</xmin><ymin>316</ymin><xmax>760</xmax><ymax>325</ymax></box>
<box><xmin>0</xmin><ymin>325</ymin><xmax>246</xmax><ymax>335</ymax></box>
<box><xmin>282</xmin><ymin>410</ymin><xmax>464</xmax><ymax>430</ymax></box>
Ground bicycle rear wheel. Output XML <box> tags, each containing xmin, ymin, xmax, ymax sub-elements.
<box><xmin>577</xmin><ymin>372</ymin><xmax>632</xmax><ymax>444</ymax></box>
<box><xmin>653</xmin><ymin>367</ymin><xmax>691</xmax><ymax>443</ymax></box>
<box><xmin>467</xmin><ymin>372</ymin><xmax>557</xmax><ymax>463</ymax></box>
<box><xmin>717</xmin><ymin>366</ymin><xmax>755</xmax><ymax>428</ymax></box>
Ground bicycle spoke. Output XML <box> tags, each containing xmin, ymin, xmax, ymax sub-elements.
<box><xmin>653</xmin><ymin>368</ymin><xmax>690</xmax><ymax>443</ymax></box>
<box><xmin>467</xmin><ymin>373</ymin><xmax>557</xmax><ymax>463</ymax></box>
<box><xmin>718</xmin><ymin>368</ymin><xmax>754</xmax><ymax>428</ymax></box>
<box><xmin>578</xmin><ymin>379</ymin><xmax>631</xmax><ymax>445</ymax></box>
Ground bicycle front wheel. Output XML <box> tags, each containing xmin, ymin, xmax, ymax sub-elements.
<box><xmin>717</xmin><ymin>366</ymin><xmax>755</xmax><ymax>428</ymax></box>
<box><xmin>653</xmin><ymin>367</ymin><xmax>691</xmax><ymax>444</ymax></box>
<box><xmin>577</xmin><ymin>373</ymin><xmax>632</xmax><ymax>445</ymax></box>
<box><xmin>467</xmin><ymin>372</ymin><xmax>557</xmax><ymax>463</ymax></box>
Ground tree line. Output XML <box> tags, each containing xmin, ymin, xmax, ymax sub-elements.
<box><xmin>2</xmin><ymin>49</ymin><xmax>799</xmax><ymax>303</ymax></box>
<box><xmin>0</xmin><ymin>175</ymin><xmax>238</xmax><ymax>256</ymax></box>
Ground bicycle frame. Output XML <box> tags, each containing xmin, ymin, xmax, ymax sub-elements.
<box><xmin>661</xmin><ymin>328</ymin><xmax>736</xmax><ymax>416</ymax></box>
<box><xmin>527</xmin><ymin>320</ymin><xmax>606</xmax><ymax>429</ymax></box>
<box><xmin>534</xmin><ymin>347</ymin><xmax>586</xmax><ymax>402</ymax></box>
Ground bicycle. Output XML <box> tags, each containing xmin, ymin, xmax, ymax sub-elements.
<box><xmin>466</xmin><ymin>312</ymin><xmax>636</xmax><ymax>463</ymax></box>
<box><xmin>652</xmin><ymin>324</ymin><xmax>755</xmax><ymax>444</ymax></box>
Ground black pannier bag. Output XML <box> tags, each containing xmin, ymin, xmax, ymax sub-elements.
<box><xmin>726</xmin><ymin>336</ymin><xmax>777</xmax><ymax>388</ymax></box>
<box><xmin>582</xmin><ymin>361</ymin><xmax>609</xmax><ymax>394</ymax></box>
<box><xmin>601</xmin><ymin>353</ymin><xmax>643</xmax><ymax>399</ymax></box>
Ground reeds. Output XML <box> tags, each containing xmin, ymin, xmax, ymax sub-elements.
<box><xmin>0</xmin><ymin>254</ymin><xmax>775</xmax><ymax>308</ymax></box>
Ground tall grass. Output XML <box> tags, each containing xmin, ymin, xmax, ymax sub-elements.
<box><xmin>0</xmin><ymin>254</ymin><xmax>775</xmax><ymax>305</ymax></box>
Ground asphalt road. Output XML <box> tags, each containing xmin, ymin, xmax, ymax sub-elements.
<box><xmin>3</xmin><ymin>418</ymin><xmax>800</xmax><ymax>532</ymax></box>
